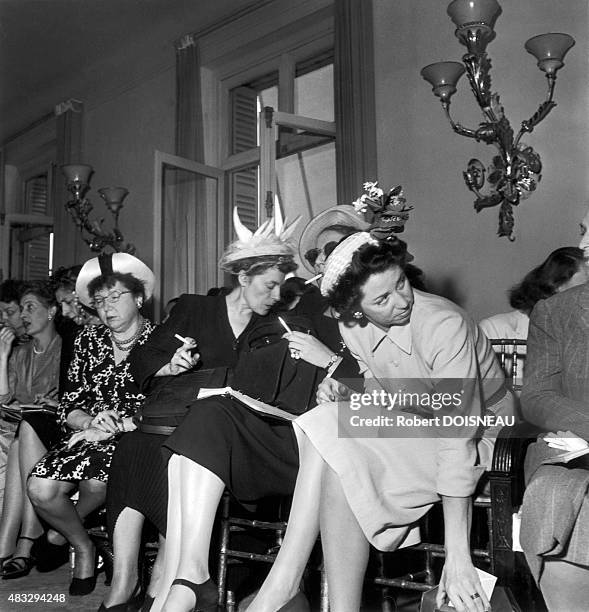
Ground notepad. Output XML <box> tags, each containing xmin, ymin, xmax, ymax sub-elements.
<box><xmin>196</xmin><ymin>387</ymin><xmax>296</xmax><ymax>421</ymax></box>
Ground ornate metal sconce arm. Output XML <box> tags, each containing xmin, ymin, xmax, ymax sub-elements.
<box><xmin>62</xmin><ymin>165</ymin><xmax>136</xmax><ymax>254</ymax></box>
<box><xmin>515</xmin><ymin>76</ymin><xmax>557</xmax><ymax>146</ymax></box>
<box><xmin>442</xmin><ymin>104</ymin><xmax>478</xmax><ymax>139</ymax></box>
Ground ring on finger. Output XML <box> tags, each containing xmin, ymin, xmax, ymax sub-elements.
<box><xmin>470</xmin><ymin>593</ymin><xmax>481</xmax><ymax>600</ymax></box>
<box><xmin>291</xmin><ymin>349</ymin><xmax>301</xmax><ymax>360</ymax></box>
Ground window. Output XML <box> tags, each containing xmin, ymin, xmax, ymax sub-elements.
<box><xmin>226</xmin><ymin>53</ymin><xmax>336</xmax><ymax>270</ymax></box>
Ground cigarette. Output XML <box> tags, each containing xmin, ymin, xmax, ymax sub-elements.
<box><xmin>304</xmin><ymin>273</ymin><xmax>323</xmax><ymax>285</ymax></box>
<box><xmin>174</xmin><ymin>333</ymin><xmax>190</xmax><ymax>344</ymax></box>
<box><xmin>278</xmin><ymin>316</ymin><xmax>293</xmax><ymax>334</ymax></box>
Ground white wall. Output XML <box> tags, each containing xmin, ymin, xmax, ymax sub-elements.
<box><xmin>373</xmin><ymin>0</ymin><xmax>589</xmax><ymax>321</ymax></box>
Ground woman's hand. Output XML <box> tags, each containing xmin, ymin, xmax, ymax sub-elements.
<box><xmin>316</xmin><ymin>377</ymin><xmax>352</xmax><ymax>404</ymax></box>
<box><xmin>33</xmin><ymin>388</ymin><xmax>59</xmax><ymax>408</ymax></box>
<box><xmin>169</xmin><ymin>337</ymin><xmax>200</xmax><ymax>375</ymax></box>
<box><xmin>0</xmin><ymin>327</ymin><xmax>16</xmax><ymax>360</ymax></box>
<box><xmin>282</xmin><ymin>331</ymin><xmax>334</xmax><ymax>368</ymax></box>
<box><xmin>119</xmin><ymin>416</ymin><xmax>137</xmax><ymax>432</ymax></box>
<box><xmin>66</xmin><ymin>427</ymin><xmax>113</xmax><ymax>449</ymax></box>
<box><xmin>91</xmin><ymin>410</ymin><xmax>124</xmax><ymax>433</ymax></box>
<box><xmin>437</xmin><ymin>554</ymin><xmax>489</xmax><ymax>612</ymax></box>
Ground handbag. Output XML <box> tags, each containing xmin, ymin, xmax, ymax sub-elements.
<box><xmin>230</xmin><ymin>316</ymin><xmax>321</xmax><ymax>416</ymax></box>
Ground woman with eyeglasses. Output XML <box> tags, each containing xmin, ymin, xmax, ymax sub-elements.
<box><xmin>27</xmin><ymin>254</ymin><xmax>155</xmax><ymax>597</ymax></box>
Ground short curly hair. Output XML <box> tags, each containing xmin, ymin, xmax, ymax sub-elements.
<box><xmin>509</xmin><ymin>246</ymin><xmax>586</xmax><ymax>314</ymax></box>
<box><xmin>20</xmin><ymin>280</ymin><xmax>58</xmax><ymax>309</ymax></box>
<box><xmin>327</xmin><ymin>239</ymin><xmax>411</xmax><ymax>325</ymax></box>
<box><xmin>0</xmin><ymin>279</ymin><xmax>25</xmax><ymax>304</ymax></box>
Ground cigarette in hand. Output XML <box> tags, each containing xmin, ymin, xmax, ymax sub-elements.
<box><xmin>278</xmin><ymin>317</ymin><xmax>293</xmax><ymax>335</ymax></box>
<box><xmin>174</xmin><ymin>333</ymin><xmax>190</xmax><ymax>344</ymax></box>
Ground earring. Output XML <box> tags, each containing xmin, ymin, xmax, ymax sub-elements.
<box><xmin>353</xmin><ymin>311</ymin><xmax>363</xmax><ymax>320</ymax></box>
<box><xmin>48</xmin><ymin>315</ymin><xmax>53</xmax><ymax>321</ymax></box>
<box><xmin>137</xmin><ymin>300</ymin><xmax>143</xmax><ymax>308</ymax></box>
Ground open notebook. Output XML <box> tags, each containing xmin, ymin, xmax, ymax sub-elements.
<box><xmin>196</xmin><ymin>387</ymin><xmax>296</xmax><ymax>422</ymax></box>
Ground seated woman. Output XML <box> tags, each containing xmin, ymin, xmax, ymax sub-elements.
<box><xmin>131</xmin><ymin>213</ymin><xmax>359</xmax><ymax>612</ymax></box>
<box><xmin>479</xmin><ymin>246</ymin><xmax>588</xmax><ymax>340</ymax></box>
<box><xmin>520</xmin><ymin>282</ymin><xmax>589</xmax><ymax>611</ymax></box>
<box><xmin>0</xmin><ymin>280</ymin><xmax>28</xmax><ymax>342</ymax></box>
<box><xmin>27</xmin><ymin>253</ymin><xmax>155</xmax><ymax>597</ymax></box>
<box><xmin>0</xmin><ymin>281</ymin><xmax>61</xmax><ymax>577</ymax></box>
<box><xmin>248</xmin><ymin>232</ymin><xmax>515</xmax><ymax>612</ymax></box>
<box><xmin>100</xmin><ymin>209</ymin><xmax>300</xmax><ymax>611</ymax></box>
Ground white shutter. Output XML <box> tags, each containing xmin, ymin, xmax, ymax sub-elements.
<box><xmin>230</xmin><ymin>86</ymin><xmax>258</xmax><ymax>232</ymax></box>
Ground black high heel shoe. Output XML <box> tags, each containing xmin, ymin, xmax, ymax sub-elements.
<box><xmin>1</xmin><ymin>536</ymin><xmax>39</xmax><ymax>579</ymax></box>
<box><xmin>69</xmin><ymin>546</ymin><xmax>101</xmax><ymax>596</ymax></box>
<box><xmin>97</xmin><ymin>579</ymin><xmax>142</xmax><ymax>611</ymax></box>
<box><xmin>171</xmin><ymin>578</ymin><xmax>218</xmax><ymax>612</ymax></box>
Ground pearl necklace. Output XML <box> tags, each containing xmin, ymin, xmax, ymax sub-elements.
<box><xmin>111</xmin><ymin>318</ymin><xmax>144</xmax><ymax>352</ymax></box>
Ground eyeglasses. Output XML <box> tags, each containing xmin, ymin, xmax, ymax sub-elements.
<box><xmin>304</xmin><ymin>241</ymin><xmax>340</xmax><ymax>267</ymax></box>
<box><xmin>91</xmin><ymin>290</ymin><xmax>132</xmax><ymax>309</ymax></box>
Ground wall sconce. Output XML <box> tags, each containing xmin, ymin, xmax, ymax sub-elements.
<box><xmin>421</xmin><ymin>0</ymin><xmax>574</xmax><ymax>240</ymax></box>
<box><xmin>62</xmin><ymin>164</ymin><xmax>136</xmax><ymax>253</ymax></box>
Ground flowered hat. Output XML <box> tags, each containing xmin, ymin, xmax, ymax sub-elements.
<box><xmin>320</xmin><ymin>182</ymin><xmax>415</xmax><ymax>295</ymax></box>
<box><xmin>320</xmin><ymin>232</ymin><xmax>379</xmax><ymax>296</ymax></box>
<box><xmin>353</xmin><ymin>181</ymin><xmax>413</xmax><ymax>239</ymax></box>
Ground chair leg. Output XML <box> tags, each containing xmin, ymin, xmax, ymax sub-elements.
<box><xmin>216</xmin><ymin>492</ymin><xmax>231</xmax><ymax>608</ymax></box>
<box><xmin>319</xmin><ymin>560</ymin><xmax>329</xmax><ymax>612</ymax></box>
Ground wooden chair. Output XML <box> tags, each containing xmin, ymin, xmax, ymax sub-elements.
<box><xmin>216</xmin><ymin>492</ymin><xmax>328</xmax><ymax>612</ymax></box>
<box><xmin>490</xmin><ymin>339</ymin><xmax>527</xmax><ymax>393</ymax></box>
<box><xmin>371</xmin><ymin>339</ymin><xmax>540</xmax><ymax>610</ymax></box>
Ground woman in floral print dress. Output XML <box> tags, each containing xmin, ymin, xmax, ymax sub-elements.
<box><xmin>27</xmin><ymin>253</ymin><xmax>155</xmax><ymax>597</ymax></box>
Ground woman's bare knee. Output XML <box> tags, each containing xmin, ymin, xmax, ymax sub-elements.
<box><xmin>27</xmin><ymin>477</ymin><xmax>61</xmax><ymax>507</ymax></box>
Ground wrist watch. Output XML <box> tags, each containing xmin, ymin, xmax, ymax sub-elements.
<box><xmin>324</xmin><ymin>354</ymin><xmax>339</xmax><ymax>370</ymax></box>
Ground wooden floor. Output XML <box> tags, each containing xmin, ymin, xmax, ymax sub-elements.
<box><xmin>0</xmin><ymin>564</ymin><xmax>108</xmax><ymax>612</ymax></box>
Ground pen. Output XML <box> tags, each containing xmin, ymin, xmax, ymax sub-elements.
<box><xmin>304</xmin><ymin>273</ymin><xmax>323</xmax><ymax>285</ymax></box>
<box><xmin>278</xmin><ymin>316</ymin><xmax>293</xmax><ymax>335</ymax></box>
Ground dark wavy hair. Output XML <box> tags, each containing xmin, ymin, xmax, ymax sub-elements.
<box><xmin>509</xmin><ymin>246</ymin><xmax>586</xmax><ymax>314</ymax></box>
<box><xmin>20</xmin><ymin>280</ymin><xmax>58</xmax><ymax>309</ymax></box>
<box><xmin>327</xmin><ymin>239</ymin><xmax>412</xmax><ymax>325</ymax></box>
<box><xmin>51</xmin><ymin>265</ymin><xmax>82</xmax><ymax>292</ymax></box>
<box><xmin>87</xmin><ymin>272</ymin><xmax>146</xmax><ymax>301</ymax></box>
<box><xmin>0</xmin><ymin>279</ymin><xmax>25</xmax><ymax>304</ymax></box>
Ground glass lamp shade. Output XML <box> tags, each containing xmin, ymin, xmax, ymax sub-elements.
<box><xmin>62</xmin><ymin>164</ymin><xmax>93</xmax><ymax>186</ymax></box>
<box><xmin>447</xmin><ymin>0</ymin><xmax>502</xmax><ymax>29</ymax></box>
<box><xmin>98</xmin><ymin>187</ymin><xmax>129</xmax><ymax>214</ymax></box>
<box><xmin>447</xmin><ymin>0</ymin><xmax>502</xmax><ymax>54</ymax></box>
<box><xmin>525</xmin><ymin>33</ymin><xmax>575</xmax><ymax>75</ymax></box>
<box><xmin>421</xmin><ymin>62</ymin><xmax>465</xmax><ymax>103</ymax></box>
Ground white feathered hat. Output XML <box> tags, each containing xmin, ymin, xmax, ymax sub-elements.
<box><xmin>219</xmin><ymin>202</ymin><xmax>299</xmax><ymax>272</ymax></box>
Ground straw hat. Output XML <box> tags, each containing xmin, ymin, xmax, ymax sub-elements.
<box><xmin>75</xmin><ymin>253</ymin><xmax>155</xmax><ymax>306</ymax></box>
<box><xmin>298</xmin><ymin>205</ymin><xmax>369</xmax><ymax>273</ymax></box>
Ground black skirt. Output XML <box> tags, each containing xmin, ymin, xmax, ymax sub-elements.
<box><xmin>106</xmin><ymin>430</ymin><xmax>169</xmax><ymax>537</ymax></box>
<box><xmin>19</xmin><ymin>413</ymin><xmax>61</xmax><ymax>451</ymax></box>
<box><xmin>162</xmin><ymin>396</ymin><xmax>300</xmax><ymax>502</ymax></box>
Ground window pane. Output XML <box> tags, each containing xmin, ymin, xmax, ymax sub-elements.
<box><xmin>275</xmin><ymin>141</ymin><xmax>336</xmax><ymax>272</ymax></box>
<box><xmin>294</xmin><ymin>63</ymin><xmax>334</xmax><ymax>121</ymax></box>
